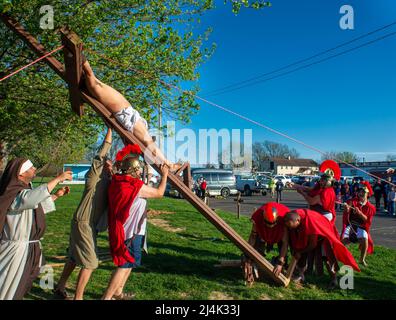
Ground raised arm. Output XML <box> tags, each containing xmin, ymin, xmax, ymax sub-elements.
<box><xmin>138</xmin><ymin>164</ymin><xmax>169</xmax><ymax>199</ymax></box>
<box><xmin>297</xmin><ymin>188</ymin><xmax>321</xmax><ymax>206</ymax></box>
<box><xmin>97</xmin><ymin>127</ymin><xmax>112</xmax><ymax>160</ymax></box>
<box><xmin>47</xmin><ymin>171</ymin><xmax>73</xmax><ymax>193</ymax></box>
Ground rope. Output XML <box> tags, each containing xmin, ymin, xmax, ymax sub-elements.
<box><xmin>0</xmin><ymin>45</ymin><xmax>64</xmax><ymax>83</ymax></box>
<box><xmin>85</xmin><ymin>48</ymin><xmax>396</xmax><ymax>188</ymax></box>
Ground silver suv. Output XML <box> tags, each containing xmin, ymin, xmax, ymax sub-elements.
<box><xmin>192</xmin><ymin>169</ymin><xmax>238</xmax><ymax>198</ymax></box>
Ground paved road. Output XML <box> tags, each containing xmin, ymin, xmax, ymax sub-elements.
<box><xmin>208</xmin><ymin>190</ymin><xmax>396</xmax><ymax>249</ymax></box>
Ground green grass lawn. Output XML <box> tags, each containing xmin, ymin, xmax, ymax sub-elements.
<box><xmin>27</xmin><ymin>183</ymin><xmax>396</xmax><ymax>300</ymax></box>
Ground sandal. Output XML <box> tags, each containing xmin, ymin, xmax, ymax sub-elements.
<box><xmin>53</xmin><ymin>287</ymin><xmax>71</xmax><ymax>300</ymax></box>
<box><xmin>112</xmin><ymin>292</ymin><xmax>136</xmax><ymax>300</ymax></box>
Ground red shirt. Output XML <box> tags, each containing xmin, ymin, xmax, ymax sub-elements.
<box><xmin>251</xmin><ymin>203</ymin><xmax>289</xmax><ymax>245</ymax></box>
<box><xmin>309</xmin><ymin>184</ymin><xmax>336</xmax><ymax>223</ymax></box>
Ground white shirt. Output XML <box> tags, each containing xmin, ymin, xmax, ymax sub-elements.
<box><xmin>123</xmin><ymin>197</ymin><xmax>147</xmax><ymax>239</ymax></box>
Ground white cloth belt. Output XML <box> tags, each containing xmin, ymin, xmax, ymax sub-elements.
<box><xmin>1</xmin><ymin>239</ymin><xmax>42</xmax><ymax>248</ymax></box>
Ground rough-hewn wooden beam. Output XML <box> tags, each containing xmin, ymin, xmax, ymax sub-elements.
<box><xmin>183</xmin><ymin>163</ymin><xmax>192</xmax><ymax>189</ymax></box>
<box><xmin>0</xmin><ymin>14</ymin><xmax>65</xmax><ymax>79</ymax></box>
<box><xmin>60</xmin><ymin>27</ymin><xmax>84</xmax><ymax>116</ymax></box>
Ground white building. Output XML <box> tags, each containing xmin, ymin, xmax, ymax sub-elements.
<box><xmin>260</xmin><ymin>158</ymin><xmax>318</xmax><ymax>175</ymax></box>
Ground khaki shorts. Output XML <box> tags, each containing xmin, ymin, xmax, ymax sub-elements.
<box><xmin>68</xmin><ymin>220</ymin><xmax>99</xmax><ymax>269</ymax></box>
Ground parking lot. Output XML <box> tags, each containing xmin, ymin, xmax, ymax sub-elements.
<box><xmin>207</xmin><ymin>189</ymin><xmax>396</xmax><ymax>249</ymax></box>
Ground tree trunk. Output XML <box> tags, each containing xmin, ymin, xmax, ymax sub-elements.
<box><xmin>0</xmin><ymin>141</ymin><xmax>7</xmax><ymax>174</ymax></box>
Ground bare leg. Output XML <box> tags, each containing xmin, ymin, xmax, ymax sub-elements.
<box><xmin>114</xmin><ymin>269</ymin><xmax>132</xmax><ymax>297</ymax></box>
<box><xmin>133</xmin><ymin>119</ymin><xmax>181</xmax><ymax>170</ymax></box>
<box><xmin>358</xmin><ymin>238</ymin><xmax>368</xmax><ymax>266</ymax></box>
<box><xmin>56</xmin><ymin>260</ymin><xmax>76</xmax><ymax>292</ymax></box>
<box><xmin>102</xmin><ymin>268</ymin><xmax>130</xmax><ymax>300</ymax></box>
<box><xmin>74</xmin><ymin>268</ymin><xmax>94</xmax><ymax>300</ymax></box>
<box><xmin>83</xmin><ymin>60</ymin><xmax>181</xmax><ymax>171</ymax></box>
<box><xmin>83</xmin><ymin>60</ymin><xmax>130</xmax><ymax>112</ymax></box>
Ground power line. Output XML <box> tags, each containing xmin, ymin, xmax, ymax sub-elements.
<box><xmin>203</xmin><ymin>21</ymin><xmax>396</xmax><ymax>97</ymax></box>
<box><xmin>205</xmin><ymin>30</ymin><xmax>396</xmax><ymax>97</ymax></box>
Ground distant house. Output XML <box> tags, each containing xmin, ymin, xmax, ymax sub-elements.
<box><xmin>261</xmin><ymin>158</ymin><xmax>319</xmax><ymax>175</ymax></box>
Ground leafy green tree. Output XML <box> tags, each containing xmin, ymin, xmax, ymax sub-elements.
<box><xmin>321</xmin><ymin>151</ymin><xmax>359</xmax><ymax>163</ymax></box>
<box><xmin>386</xmin><ymin>154</ymin><xmax>396</xmax><ymax>161</ymax></box>
<box><xmin>252</xmin><ymin>141</ymin><xmax>300</xmax><ymax>170</ymax></box>
<box><xmin>0</xmin><ymin>0</ymin><xmax>270</xmax><ymax>170</ymax></box>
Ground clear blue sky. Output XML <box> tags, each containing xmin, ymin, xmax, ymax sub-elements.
<box><xmin>161</xmin><ymin>0</ymin><xmax>396</xmax><ymax>164</ymax></box>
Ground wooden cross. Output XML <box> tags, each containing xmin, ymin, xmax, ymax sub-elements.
<box><xmin>1</xmin><ymin>13</ymin><xmax>292</xmax><ymax>287</ymax></box>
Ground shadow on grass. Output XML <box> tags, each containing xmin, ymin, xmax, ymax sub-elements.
<box><xmin>149</xmin><ymin>240</ymin><xmax>241</xmax><ymax>259</ymax></box>
<box><xmin>351</xmin><ymin>276</ymin><xmax>396</xmax><ymax>299</ymax></box>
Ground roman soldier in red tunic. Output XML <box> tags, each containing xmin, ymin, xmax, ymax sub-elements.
<box><xmin>341</xmin><ymin>181</ymin><xmax>376</xmax><ymax>267</ymax></box>
<box><xmin>282</xmin><ymin>209</ymin><xmax>360</xmax><ymax>289</ymax></box>
<box><xmin>107</xmin><ymin>144</ymin><xmax>144</xmax><ymax>266</ymax></box>
<box><xmin>243</xmin><ymin>202</ymin><xmax>291</xmax><ymax>285</ymax></box>
<box><xmin>292</xmin><ymin>160</ymin><xmax>341</xmax><ymax>275</ymax></box>
<box><xmin>294</xmin><ymin>159</ymin><xmax>340</xmax><ymax>223</ymax></box>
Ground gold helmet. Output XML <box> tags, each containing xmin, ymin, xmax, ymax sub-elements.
<box><xmin>319</xmin><ymin>160</ymin><xmax>341</xmax><ymax>187</ymax></box>
<box><xmin>115</xmin><ymin>144</ymin><xmax>143</xmax><ymax>178</ymax></box>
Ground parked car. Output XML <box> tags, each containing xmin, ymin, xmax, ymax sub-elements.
<box><xmin>256</xmin><ymin>175</ymin><xmax>270</xmax><ymax>189</ymax></box>
<box><xmin>274</xmin><ymin>175</ymin><xmax>292</xmax><ymax>186</ymax></box>
<box><xmin>235</xmin><ymin>174</ymin><xmax>267</xmax><ymax>196</ymax></box>
<box><xmin>165</xmin><ymin>183</ymin><xmax>183</xmax><ymax>199</ymax></box>
<box><xmin>191</xmin><ymin>169</ymin><xmax>238</xmax><ymax>198</ymax></box>
<box><xmin>291</xmin><ymin>175</ymin><xmax>311</xmax><ymax>185</ymax></box>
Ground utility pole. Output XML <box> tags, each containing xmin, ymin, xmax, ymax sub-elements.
<box><xmin>158</xmin><ymin>104</ymin><xmax>163</xmax><ymax>151</ymax></box>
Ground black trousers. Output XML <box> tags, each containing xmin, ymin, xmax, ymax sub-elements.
<box><xmin>374</xmin><ymin>194</ymin><xmax>381</xmax><ymax>208</ymax></box>
<box><xmin>276</xmin><ymin>191</ymin><xmax>282</xmax><ymax>203</ymax></box>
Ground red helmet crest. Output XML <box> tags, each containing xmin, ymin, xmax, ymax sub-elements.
<box><xmin>115</xmin><ymin>144</ymin><xmax>142</xmax><ymax>162</ymax></box>
<box><xmin>319</xmin><ymin>160</ymin><xmax>341</xmax><ymax>181</ymax></box>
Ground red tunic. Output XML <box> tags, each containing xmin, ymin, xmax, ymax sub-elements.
<box><xmin>342</xmin><ymin>198</ymin><xmax>376</xmax><ymax>254</ymax></box>
<box><xmin>108</xmin><ymin>174</ymin><xmax>144</xmax><ymax>266</ymax></box>
<box><xmin>251</xmin><ymin>203</ymin><xmax>289</xmax><ymax>245</ymax></box>
<box><xmin>308</xmin><ymin>184</ymin><xmax>336</xmax><ymax>223</ymax></box>
<box><xmin>289</xmin><ymin>209</ymin><xmax>360</xmax><ymax>272</ymax></box>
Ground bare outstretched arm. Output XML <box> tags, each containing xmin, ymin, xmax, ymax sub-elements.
<box><xmin>138</xmin><ymin>164</ymin><xmax>169</xmax><ymax>199</ymax></box>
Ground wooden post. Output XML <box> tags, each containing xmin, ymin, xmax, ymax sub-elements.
<box><xmin>234</xmin><ymin>192</ymin><xmax>243</xmax><ymax>219</ymax></box>
<box><xmin>183</xmin><ymin>163</ymin><xmax>192</xmax><ymax>189</ymax></box>
<box><xmin>284</xmin><ymin>257</ymin><xmax>298</xmax><ymax>286</ymax></box>
<box><xmin>60</xmin><ymin>27</ymin><xmax>84</xmax><ymax>116</ymax></box>
<box><xmin>1</xmin><ymin>15</ymin><xmax>291</xmax><ymax>287</ymax></box>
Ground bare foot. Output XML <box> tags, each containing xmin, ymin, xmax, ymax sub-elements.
<box><xmin>167</xmin><ymin>162</ymin><xmax>183</xmax><ymax>172</ymax></box>
<box><xmin>359</xmin><ymin>259</ymin><xmax>368</xmax><ymax>267</ymax></box>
